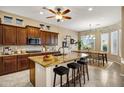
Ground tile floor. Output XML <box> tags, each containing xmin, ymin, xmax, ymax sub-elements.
<box><xmin>0</xmin><ymin>62</ymin><xmax>124</xmax><ymax>87</ymax></box>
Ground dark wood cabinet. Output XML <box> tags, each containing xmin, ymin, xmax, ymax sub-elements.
<box><xmin>51</xmin><ymin>32</ymin><xmax>55</xmax><ymax>45</ymax></box>
<box><xmin>0</xmin><ymin>57</ymin><xmax>3</xmax><ymax>75</ymax></box>
<box><xmin>0</xmin><ymin>52</ymin><xmax>60</xmax><ymax>76</ymax></box>
<box><xmin>26</xmin><ymin>26</ymin><xmax>40</xmax><ymax>38</ymax></box>
<box><xmin>17</xmin><ymin>55</ymin><xmax>29</xmax><ymax>71</ymax></box>
<box><xmin>45</xmin><ymin>32</ymin><xmax>51</xmax><ymax>45</ymax></box>
<box><xmin>3</xmin><ymin>56</ymin><xmax>17</xmax><ymax>74</ymax></box>
<box><xmin>1</xmin><ymin>24</ymin><xmax>58</xmax><ymax>46</ymax></box>
<box><xmin>41</xmin><ymin>31</ymin><xmax>58</xmax><ymax>46</ymax></box>
<box><xmin>3</xmin><ymin>25</ymin><xmax>17</xmax><ymax>45</ymax></box>
<box><xmin>41</xmin><ymin>31</ymin><xmax>46</xmax><ymax>45</ymax></box>
<box><xmin>17</xmin><ymin>27</ymin><xmax>27</xmax><ymax>45</ymax></box>
<box><xmin>54</xmin><ymin>33</ymin><xmax>58</xmax><ymax>45</ymax></box>
<box><xmin>51</xmin><ymin>32</ymin><xmax>58</xmax><ymax>46</ymax></box>
<box><xmin>0</xmin><ymin>25</ymin><xmax>2</xmax><ymax>45</ymax></box>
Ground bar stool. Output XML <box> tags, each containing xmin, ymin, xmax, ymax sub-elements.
<box><xmin>53</xmin><ymin>66</ymin><xmax>69</xmax><ymax>87</ymax></box>
<box><xmin>67</xmin><ymin>62</ymin><xmax>81</xmax><ymax>87</ymax></box>
<box><xmin>77</xmin><ymin>58</ymin><xmax>89</xmax><ymax>84</ymax></box>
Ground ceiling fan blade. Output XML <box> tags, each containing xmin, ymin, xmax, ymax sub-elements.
<box><xmin>48</xmin><ymin>9</ymin><xmax>56</xmax><ymax>14</ymax></box>
<box><xmin>42</xmin><ymin>7</ymin><xmax>56</xmax><ymax>14</ymax></box>
<box><xmin>63</xmin><ymin>16</ymin><xmax>72</xmax><ymax>19</ymax></box>
<box><xmin>62</xmin><ymin>9</ymin><xmax>71</xmax><ymax>15</ymax></box>
<box><xmin>46</xmin><ymin>16</ymin><xmax>55</xmax><ymax>18</ymax></box>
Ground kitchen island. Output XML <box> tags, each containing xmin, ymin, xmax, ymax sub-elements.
<box><xmin>29</xmin><ymin>53</ymin><xmax>88</xmax><ymax>87</ymax></box>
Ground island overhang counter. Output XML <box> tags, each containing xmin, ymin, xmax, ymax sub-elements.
<box><xmin>29</xmin><ymin>53</ymin><xmax>88</xmax><ymax>87</ymax></box>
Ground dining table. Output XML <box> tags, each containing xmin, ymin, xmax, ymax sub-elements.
<box><xmin>72</xmin><ymin>50</ymin><xmax>108</xmax><ymax>66</ymax></box>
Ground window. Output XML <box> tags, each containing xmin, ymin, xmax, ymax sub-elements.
<box><xmin>4</xmin><ymin>16</ymin><xmax>13</xmax><ymax>23</ymax></box>
<box><xmin>16</xmin><ymin>18</ymin><xmax>23</xmax><ymax>25</ymax></box>
<box><xmin>101</xmin><ymin>33</ymin><xmax>109</xmax><ymax>52</ymax></box>
<box><xmin>81</xmin><ymin>35</ymin><xmax>95</xmax><ymax>50</ymax></box>
<box><xmin>111</xmin><ymin>31</ymin><xmax>118</xmax><ymax>55</ymax></box>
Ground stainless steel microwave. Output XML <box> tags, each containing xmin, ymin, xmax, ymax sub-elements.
<box><xmin>27</xmin><ymin>38</ymin><xmax>41</xmax><ymax>45</ymax></box>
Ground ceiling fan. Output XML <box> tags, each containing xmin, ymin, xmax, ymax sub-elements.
<box><xmin>43</xmin><ymin>7</ymin><xmax>72</xmax><ymax>22</ymax></box>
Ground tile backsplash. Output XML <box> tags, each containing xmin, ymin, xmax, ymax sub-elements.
<box><xmin>0</xmin><ymin>45</ymin><xmax>58</xmax><ymax>53</ymax></box>
<box><xmin>0</xmin><ymin>44</ymin><xmax>77</xmax><ymax>54</ymax></box>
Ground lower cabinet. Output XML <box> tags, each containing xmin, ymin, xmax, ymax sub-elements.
<box><xmin>3</xmin><ymin>56</ymin><xmax>17</xmax><ymax>74</ymax></box>
<box><xmin>0</xmin><ymin>57</ymin><xmax>3</xmax><ymax>75</ymax></box>
<box><xmin>17</xmin><ymin>55</ymin><xmax>29</xmax><ymax>71</ymax></box>
<box><xmin>0</xmin><ymin>52</ymin><xmax>59</xmax><ymax>76</ymax></box>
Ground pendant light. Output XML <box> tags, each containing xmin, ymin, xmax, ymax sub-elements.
<box><xmin>88</xmin><ymin>24</ymin><xmax>96</xmax><ymax>40</ymax></box>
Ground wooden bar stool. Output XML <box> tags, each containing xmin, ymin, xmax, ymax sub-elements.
<box><xmin>67</xmin><ymin>62</ymin><xmax>81</xmax><ymax>87</ymax></box>
<box><xmin>53</xmin><ymin>66</ymin><xmax>69</xmax><ymax>87</ymax></box>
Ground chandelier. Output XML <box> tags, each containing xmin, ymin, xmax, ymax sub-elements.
<box><xmin>88</xmin><ymin>24</ymin><xmax>96</xmax><ymax>40</ymax></box>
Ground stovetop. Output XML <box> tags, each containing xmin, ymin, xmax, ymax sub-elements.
<box><xmin>26</xmin><ymin>51</ymin><xmax>42</xmax><ymax>53</ymax></box>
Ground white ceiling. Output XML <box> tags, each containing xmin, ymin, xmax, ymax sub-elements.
<box><xmin>0</xmin><ymin>6</ymin><xmax>121</xmax><ymax>31</ymax></box>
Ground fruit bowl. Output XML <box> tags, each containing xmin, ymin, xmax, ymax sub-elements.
<box><xmin>43</xmin><ymin>55</ymin><xmax>54</xmax><ymax>61</ymax></box>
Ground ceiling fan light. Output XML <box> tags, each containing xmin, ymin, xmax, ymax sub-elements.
<box><xmin>55</xmin><ymin>15</ymin><xmax>62</xmax><ymax>20</ymax></box>
<box><xmin>61</xmin><ymin>19</ymin><xmax>64</xmax><ymax>22</ymax></box>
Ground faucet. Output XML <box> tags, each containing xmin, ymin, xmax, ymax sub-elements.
<box><xmin>58</xmin><ymin>47</ymin><xmax>65</xmax><ymax>55</ymax></box>
<box><xmin>42</xmin><ymin>45</ymin><xmax>47</xmax><ymax>52</ymax></box>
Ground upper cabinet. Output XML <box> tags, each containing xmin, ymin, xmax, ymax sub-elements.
<box><xmin>51</xmin><ymin>32</ymin><xmax>58</xmax><ymax>46</ymax></box>
<box><xmin>17</xmin><ymin>27</ymin><xmax>27</xmax><ymax>45</ymax></box>
<box><xmin>3</xmin><ymin>25</ymin><xmax>17</xmax><ymax>45</ymax></box>
<box><xmin>1</xmin><ymin>24</ymin><xmax>58</xmax><ymax>46</ymax></box>
<box><xmin>41</xmin><ymin>31</ymin><xmax>46</xmax><ymax>45</ymax></box>
<box><xmin>45</xmin><ymin>32</ymin><xmax>51</xmax><ymax>45</ymax></box>
<box><xmin>41</xmin><ymin>31</ymin><xmax>58</xmax><ymax>46</ymax></box>
<box><xmin>54</xmin><ymin>33</ymin><xmax>58</xmax><ymax>46</ymax></box>
<box><xmin>26</xmin><ymin>26</ymin><xmax>40</xmax><ymax>38</ymax></box>
<box><xmin>0</xmin><ymin>25</ymin><xmax>3</xmax><ymax>45</ymax></box>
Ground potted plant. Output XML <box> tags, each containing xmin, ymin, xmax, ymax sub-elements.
<box><xmin>103</xmin><ymin>44</ymin><xmax>107</xmax><ymax>52</ymax></box>
<box><xmin>77</xmin><ymin>40</ymin><xmax>82</xmax><ymax>50</ymax></box>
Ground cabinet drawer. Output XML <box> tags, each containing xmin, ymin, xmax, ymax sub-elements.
<box><xmin>3</xmin><ymin>56</ymin><xmax>17</xmax><ymax>60</ymax></box>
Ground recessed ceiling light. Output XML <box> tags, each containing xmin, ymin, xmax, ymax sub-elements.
<box><xmin>88</xmin><ymin>8</ymin><xmax>93</xmax><ymax>11</ymax></box>
<box><xmin>40</xmin><ymin>11</ymin><xmax>44</xmax><ymax>15</ymax></box>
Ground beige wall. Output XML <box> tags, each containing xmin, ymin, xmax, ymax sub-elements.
<box><xmin>0</xmin><ymin>10</ymin><xmax>78</xmax><ymax>52</ymax></box>
<box><xmin>121</xmin><ymin>7</ymin><xmax>124</xmax><ymax>59</ymax></box>
<box><xmin>78</xmin><ymin>22</ymin><xmax>121</xmax><ymax>63</ymax></box>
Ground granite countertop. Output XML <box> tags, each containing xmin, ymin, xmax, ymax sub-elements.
<box><xmin>28</xmin><ymin>53</ymin><xmax>88</xmax><ymax>68</ymax></box>
<box><xmin>0</xmin><ymin>51</ymin><xmax>60</xmax><ymax>57</ymax></box>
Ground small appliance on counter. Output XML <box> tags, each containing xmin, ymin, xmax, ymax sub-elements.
<box><xmin>3</xmin><ymin>47</ymin><xmax>12</xmax><ymax>55</ymax></box>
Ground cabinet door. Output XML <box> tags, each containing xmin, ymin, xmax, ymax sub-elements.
<box><xmin>0</xmin><ymin>25</ymin><xmax>2</xmax><ymax>45</ymax></box>
<box><xmin>3</xmin><ymin>56</ymin><xmax>17</xmax><ymax>74</ymax></box>
<box><xmin>17</xmin><ymin>27</ymin><xmax>27</xmax><ymax>45</ymax></box>
<box><xmin>41</xmin><ymin>31</ymin><xmax>46</xmax><ymax>45</ymax></box>
<box><xmin>33</xmin><ymin>28</ymin><xmax>40</xmax><ymax>38</ymax></box>
<box><xmin>0</xmin><ymin>57</ymin><xmax>3</xmax><ymax>75</ymax></box>
<box><xmin>17</xmin><ymin>55</ymin><xmax>29</xmax><ymax>71</ymax></box>
<box><xmin>54</xmin><ymin>33</ymin><xmax>58</xmax><ymax>45</ymax></box>
<box><xmin>51</xmin><ymin>33</ymin><xmax>54</xmax><ymax>45</ymax></box>
<box><xmin>27</xmin><ymin>27</ymin><xmax>40</xmax><ymax>38</ymax></box>
<box><xmin>45</xmin><ymin>32</ymin><xmax>51</xmax><ymax>45</ymax></box>
<box><xmin>3</xmin><ymin>25</ymin><xmax>17</xmax><ymax>45</ymax></box>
